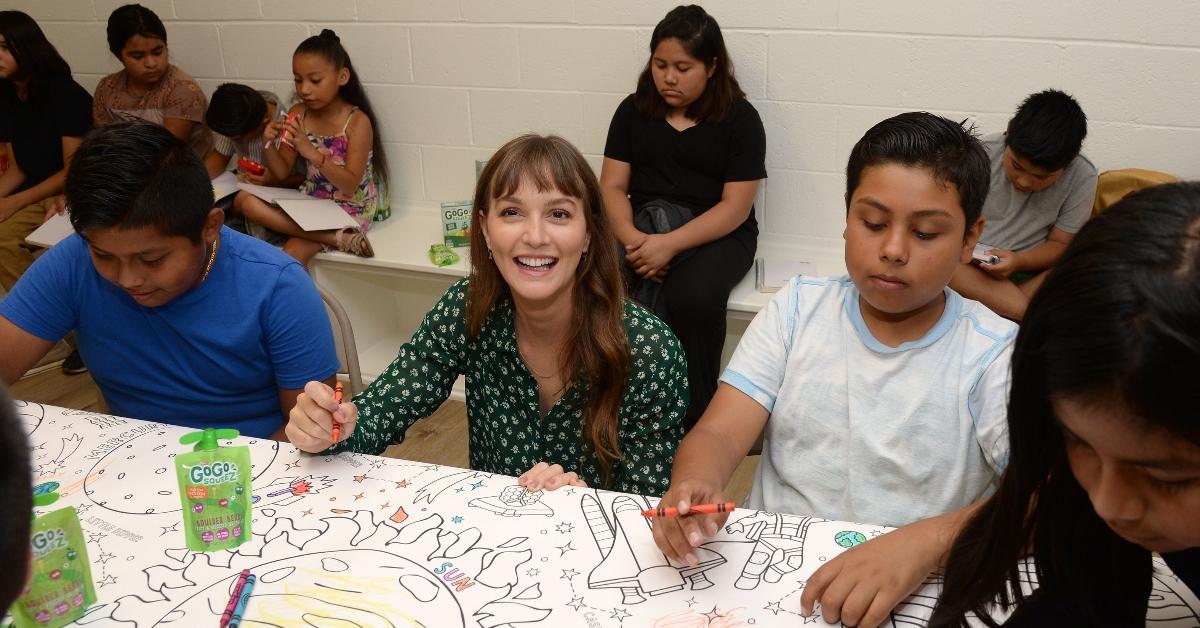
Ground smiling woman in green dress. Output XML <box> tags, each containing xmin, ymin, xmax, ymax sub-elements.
<box><xmin>286</xmin><ymin>134</ymin><xmax>688</xmax><ymax>495</ymax></box>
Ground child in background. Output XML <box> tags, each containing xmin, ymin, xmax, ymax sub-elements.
<box><xmin>203</xmin><ymin>83</ymin><xmax>305</xmax><ymax>238</ymax></box>
<box><xmin>203</xmin><ymin>83</ymin><xmax>300</xmax><ymax>186</ymax></box>
<box><xmin>0</xmin><ymin>10</ymin><xmax>92</xmax><ymax>293</ymax></box>
<box><xmin>931</xmin><ymin>182</ymin><xmax>1200</xmax><ymax>627</ymax></box>
<box><xmin>950</xmin><ymin>89</ymin><xmax>1097</xmax><ymax>320</ymax></box>
<box><xmin>0</xmin><ymin>382</ymin><xmax>33</xmax><ymax>609</ymax></box>
<box><xmin>243</xmin><ymin>29</ymin><xmax>389</xmax><ymax>265</ymax></box>
<box><xmin>600</xmin><ymin>5</ymin><xmax>766</xmax><ymax>430</ymax></box>
<box><xmin>0</xmin><ymin>122</ymin><xmax>339</xmax><ymax>439</ymax></box>
<box><xmin>653</xmin><ymin>113</ymin><xmax>1017</xmax><ymax>627</ymax></box>
<box><xmin>92</xmin><ymin>4</ymin><xmax>211</xmax><ymax>158</ymax></box>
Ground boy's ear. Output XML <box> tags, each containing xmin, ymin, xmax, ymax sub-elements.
<box><xmin>203</xmin><ymin>207</ymin><xmax>225</xmax><ymax>243</ymax></box>
<box><xmin>960</xmin><ymin>215</ymin><xmax>986</xmax><ymax>264</ymax></box>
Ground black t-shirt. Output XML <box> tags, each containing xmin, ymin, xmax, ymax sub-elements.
<box><xmin>604</xmin><ymin>94</ymin><xmax>766</xmax><ymax>240</ymax></box>
<box><xmin>0</xmin><ymin>76</ymin><xmax>93</xmax><ymax>192</ymax></box>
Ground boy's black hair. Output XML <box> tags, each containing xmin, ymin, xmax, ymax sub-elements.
<box><xmin>845</xmin><ymin>112</ymin><xmax>990</xmax><ymax>231</ymax></box>
<box><xmin>66</xmin><ymin>122</ymin><xmax>214</xmax><ymax>244</ymax></box>
<box><xmin>105</xmin><ymin>3</ymin><xmax>166</xmax><ymax>58</ymax></box>
<box><xmin>206</xmin><ymin>83</ymin><xmax>268</xmax><ymax>137</ymax></box>
<box><xmin>0</xmin><ymin>10</ymin><xmax>72</xmax><ymax>100</ymax></box>
<box><xmin>294</xmin><ymin>29</ymin><xmax>389</xmax><ymax>187</ymax></box>
<box><xmin>0</xmin><ymin>383</ymin><xmax>33</xmax><ymax>608</ymax></box>
<box><xmin>1005</xmin><ymin>89</ymin><xmax>1087</xmax><ymax>172</ymax></box>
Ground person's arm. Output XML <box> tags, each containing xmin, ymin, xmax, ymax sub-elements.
<box><xmin>273</xmin><ymin>375</ymin><xmax>336</xmax><ymax>441</ymax></box>
<box><xmin>286</xmin><ymin>111</ymin><xmax>372</xmax><ymax>197</ymax></box>
<box><xmin>0</xmin><ymin>136</ymin><xmax>82</xmax><ymax>221</ymax></box>
<box><xmin>981</xmin><ymin>227</ymin><xmax>1074</xmax><ymax>278</ymax></box>
<box><xmin>91</xmin><ymin>84</ymin><xmax>111</xmax><ymax>127</ymax></box>
<box><xmin>800</xmin><ymin>499</ymin><xmax>985</xmax><ymax>627</ymax></box>
<box><xmin>262</xmin><ymin>104</ymin><xmax>301</xmax><ymax>181</ymax></box>
<box><xmin>651</xmin><ymin>384</ymin><xmax>769</xmax><ymax>564</ymax></box>
<box><xmin>204</xmin><ymin>148</ymin><xmax>232</xmax><ymax>179</ymax></box>
<box><xmin>0</xmin><ymin>315</ymin><xmax>55</xmax><ymax>385</ymax></box>
<box><xmin>625</xmin><ymin>179</ymin><xmax>760</xmax><ymax>278</ymax></box>
<box><xmin>611</xmin><ymin>318</ymin><xmax>689</xmax><ymax>495</ymax></box>
<box><xmin>599</xmin><ymin>157</ymin><xmax>644</xmax><ymax>248</ymax></box>
<box><xmin>161</xmin><ymin>117</ymin><xmax>197</xmax><ymax>144</ymax></box>
<box><xmin>286</xmin><ymin>280</ymin><xmax>471</xmax><ymax>454</ymax></box>
<box><xmin>0</xmin><ymin>144</ymin><xmax>25</xmax><ymax>199</ymax></box>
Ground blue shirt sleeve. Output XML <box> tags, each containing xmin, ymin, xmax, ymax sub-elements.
<box><xmin>262</xmin><ymin>263</ymin><xmax>339</xmax><ymax>389</ymax></box>
<box><xmin>0</xmin><ymin>236</ymin><xmax>82</xmax><ymax>342</ymax></box>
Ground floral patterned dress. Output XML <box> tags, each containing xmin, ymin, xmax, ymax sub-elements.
<box><xmin>299</xmin><ymin>107</ymin><xmax>385</xmax><ymax>229</ymax></box>
<box><xmin>329</xmin><ymin>278</ymin><xmax>689</xmax><ymax>495</ymax></box>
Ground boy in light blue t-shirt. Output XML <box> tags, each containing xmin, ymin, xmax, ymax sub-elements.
<box><xmin>0</xmin><ymin>122</ymin><xmax>338</xmax><ymax>438</ymax></box>
<box><xmin>652</xmin><ymin>113</ymin><xmax>1017</xmax><ymax>627</ymax></box>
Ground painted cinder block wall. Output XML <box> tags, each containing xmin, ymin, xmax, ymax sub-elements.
<box><xmin>15</xmin><ymin>0</ymin><xmax>1200</xmax><ymax>243</ymax></box>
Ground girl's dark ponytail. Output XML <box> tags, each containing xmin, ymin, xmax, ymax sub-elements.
<box><xmin>295</xmin><ymin>29</ymin><xmax>389</xmax><ymax>189</ymax></box>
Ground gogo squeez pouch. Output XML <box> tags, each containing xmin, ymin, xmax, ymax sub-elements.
<box><xmin>175</xmin><ymin>428</ymin><xmax>252</xmax><ymax>552</ymax></box>
<box><xmin>9</xmin><ymin>484</ymin><xmax>96</xmax><ymax>628</ymax></box>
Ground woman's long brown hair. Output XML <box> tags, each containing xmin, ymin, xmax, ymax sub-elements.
<box><xmin>467</xmin><ymin>134</ymin><xmax>631</xmax><ymax>484</ymax></box>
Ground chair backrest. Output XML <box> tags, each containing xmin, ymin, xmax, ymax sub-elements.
<box><xmin>315</xmin><ymin>282</ymin><xmax>363</xmax><ymax>395</ymax></box>
<box><xmin>1092</xmin><ymin>168</ymin><xmax>1179</xmax><ymax>217</ymax></box>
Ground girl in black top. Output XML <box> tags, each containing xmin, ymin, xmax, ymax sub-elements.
<box><xmin>930</xmin><ymin>182</ymin><xmax>1200</xmax><ymax>627</ymax></box>
<box><xmin>0</xmin><ymin>11</ymin><xmax>92</xmax><ymax>292</ymax></box>
<box><xmin>601</xmin><ymin>5</ymin><xmax>766</xmax><ymax>429</ymax></box>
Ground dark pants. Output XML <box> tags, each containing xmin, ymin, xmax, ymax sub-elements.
<box><xmin>648</xmin><ymin>233</ymin><xmax>755</xmax><ymax>431</ymax></box>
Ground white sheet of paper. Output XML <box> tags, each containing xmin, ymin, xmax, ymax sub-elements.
<box><xmin>212</xmin><ymin>171</ymin><xmax>240</xmax><ymax>201</ymax></box>
<box><xmin>236</xmin><ymin>181</ymin><xmax>312</xmax><ymax>202</ymax></box>
<box><xmin>275</xmin><ymin>198</ymin><xmax>358</xmax><ymax>231</ymax></box>
<box><xmin>23</xmin><ymin>211</ymin><xmax>75</xmax><ymax>248</ymax></box>
<box><xmin>757</xmin><ymin>257</ymin><xmax>816</xmax><ymax>292</ymax></box>
<box><xmin>22</xmin><ymin>401</ymin><xmax>1200</xmax><ymax>627</ymax></box>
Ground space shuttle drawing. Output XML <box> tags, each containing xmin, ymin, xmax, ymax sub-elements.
<box><xmin>580</xmin><ymin>493</ymin><xmax>725</xmax><ymax>605</ymax></box>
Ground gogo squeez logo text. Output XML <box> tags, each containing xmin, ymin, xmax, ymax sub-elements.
<box><xmin>189</xmin><ymin>461</ymin><xmax>239</xmax><ymax>486</ymax></box>
<box><xmin>31</xmin><ymin>527</ymin><xmax>67</xmax><ymax>559</ymax></box>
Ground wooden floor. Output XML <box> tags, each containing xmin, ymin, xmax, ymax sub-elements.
<box><xmin>13</xmin><ymin>368</ymin><xmax>760</xmax><ymax>503</ymax></box>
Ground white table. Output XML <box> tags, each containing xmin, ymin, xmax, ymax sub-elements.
<box><xmin>21</xmin><ymin>401</ymin><xmax>1200</xmax><ymax>626</ymax></box>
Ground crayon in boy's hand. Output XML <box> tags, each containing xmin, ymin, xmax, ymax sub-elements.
<box><xmin>641</xmin><ymin>501</ymin><xmax>736</xmax><ymax>518</ymax></box>
<box><xmin>331</xmin><ymin>382</ymin><xmax>344</xmax><ymax>443</ymax></box>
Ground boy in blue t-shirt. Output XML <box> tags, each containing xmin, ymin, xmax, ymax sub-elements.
<box><xmin>652</xmin><ymin>113</ymin><xmax>1017</xmax><ymax>626</ymax></box>
<box><xmin>0</xmin><ymin>122</ymin><xmax>339</xmax><ymax>438</ymax></box>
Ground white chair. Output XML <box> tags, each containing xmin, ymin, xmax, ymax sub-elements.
<box><xmin>315</xmin><ymin>282</ymin><xmax>363</xmax><ymax>395</ymax></box>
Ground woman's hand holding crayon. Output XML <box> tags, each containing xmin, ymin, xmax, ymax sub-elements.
<box><xmin>285</xmin><ymin>380</ymin><xmax>358</xmax><ymax>452</ymax></box>
<box><xmin>649</xmin><ymin>478</ymin><xmax>731</xmax><ymax>567</ymax></box>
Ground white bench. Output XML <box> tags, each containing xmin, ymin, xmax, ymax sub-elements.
<box><xmin>309</xmin><ymin>203</ymin><xmax>847</xmax><ymax>385</ymax></box>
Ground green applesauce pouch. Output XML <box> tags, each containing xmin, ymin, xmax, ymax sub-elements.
<box><xmin>175</xmin><ymin>428</ymin><xmax>252</xmax><ymax>552</ymax></box>
<box><xmin>10</xmin><ymin>486</ymin><xmax>96</xmax><ymax>628</ymax></box>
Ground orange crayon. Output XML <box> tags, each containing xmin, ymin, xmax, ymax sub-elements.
<box><xmin>331</xmin><ymin>382</ymin><xmax>344</xmax><ymax>443</ymax></box>
<box><xmin>641</xmin><ymin>502</ymin><xmax>736</xmax><ymax>518</ymax></box>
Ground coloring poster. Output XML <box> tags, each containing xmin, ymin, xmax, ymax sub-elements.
<box><xmin>18</xmin><ymin>401</ymin><xmax>1200</xmax><ymax>627</ymax></box>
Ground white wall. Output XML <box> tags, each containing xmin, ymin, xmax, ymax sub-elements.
<box><xmin>15</xmin><ymin>0</ymin><xmax>1200</xmax><ymax>243</ymax></box>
